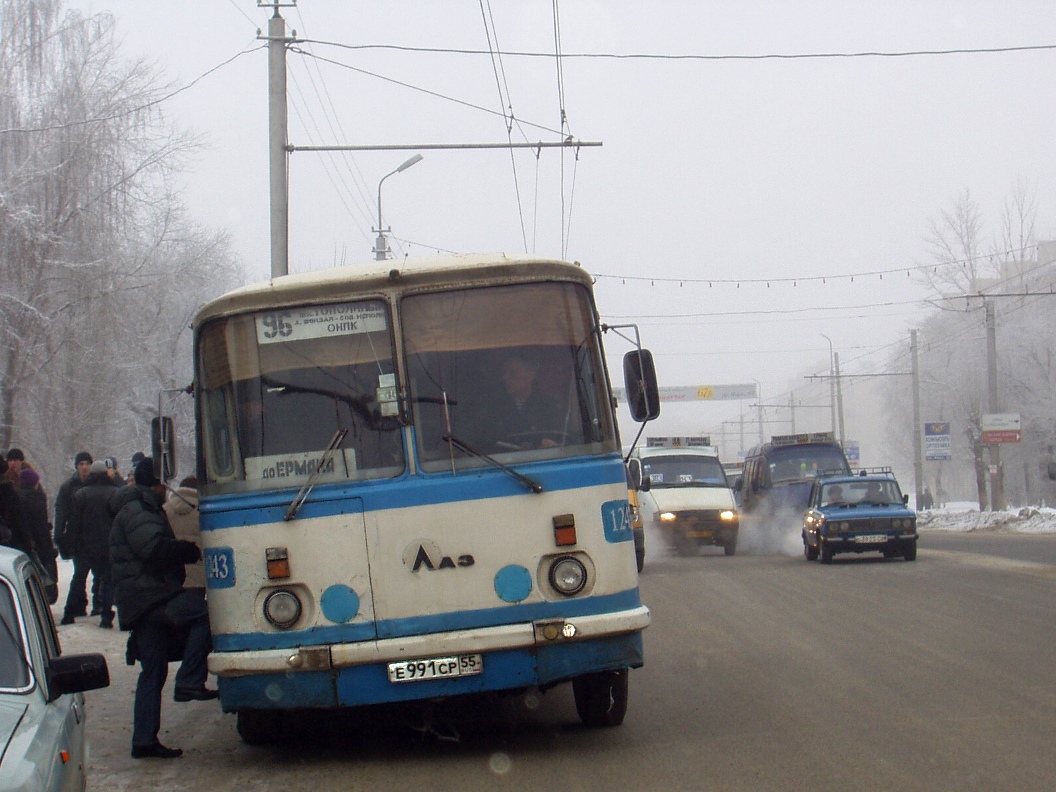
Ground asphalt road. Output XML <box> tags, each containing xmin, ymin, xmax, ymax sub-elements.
<box><xmin>64</xmin><ymin>531</ymin><xmax>1056</xmax><ymax>791</ymax></box>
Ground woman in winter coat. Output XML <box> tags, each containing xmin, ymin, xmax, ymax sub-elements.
<box><xmin>0</xmin><ymin>458</ymin><xmax>31</xmax><ymax>553</ymax></box>
<box><xmin>16</xmin><ymin>468</ymin><xmax>59</xmax><ymax>603</ymax></box>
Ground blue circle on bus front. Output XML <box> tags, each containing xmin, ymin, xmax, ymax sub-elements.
<box><xmin>494</xmin><ymin>565</ymin><xmax>533</xmax><ymax>603</ymax></box>
<box><xmin>320</xmin><ymin>584</ymin><xmax>360</xmax><ymax>623</ymax></box>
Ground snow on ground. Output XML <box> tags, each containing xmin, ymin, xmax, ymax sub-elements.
<box><xmin>918</xmin><ymin>502</ymin><xmax>1056</xmax><ymax>533</ymax></box>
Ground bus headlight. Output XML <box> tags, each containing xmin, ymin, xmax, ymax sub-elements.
<box><xmin>659</xmin><ymin>512</ymin><xmax>677</xmax><ymax>522</ymax></box>
<box><xmin>263</xmin><ymin>590</ymin><xmax>302</xmax><ymax>629</ymax></box>
<box><xmin>720</xmin><ymin>510</ymin><xmax>737</xmax><ymax>521</ymax></box>
<box><xmin>548</xmin><ymin>557</ymin><xmax>587</xmax><ymax>596</ymax></box>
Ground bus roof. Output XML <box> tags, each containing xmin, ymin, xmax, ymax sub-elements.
<box><xmin>193</xmin><ymin>254</ymin><xmax>592</xmax><ymax>330</ymax></box>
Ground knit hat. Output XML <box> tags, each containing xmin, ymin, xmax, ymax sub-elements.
<box><xmin>134</xmin><ymin>457</ymin><xmax>161</xmax><ymax>487</ymax></box>
<box><xmin>131</xmin><ymin>451</ymin><xmax>146</xmax><ymax>468</ymax></box>
<box><xmin>104</xmin><ymin>456</ymin><xmax>118</xmax><ymax>471</ymax></box>
<box><xmin>5</xmin><ymin>448</ymin><xmax>24</xmax><ymax>461</ymax></box>
<box><xmin>18</xmin><ymin>468</ymin><xmax>39</xmax><ymax>489</ymax></box>
<box><xmin>74</xmin><ymin>451</ymin><xmax>93</xmax><ymax>465</ymax></box>
<box><xmin>90</xmin><ymin>460</ymin><xmax>108</xmax><ymax>474</ymax></box>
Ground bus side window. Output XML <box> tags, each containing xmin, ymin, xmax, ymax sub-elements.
<box><xmin>206</xmin><ymin>387</ymin><xmax>234</xmax><ymax>477</ymax></box>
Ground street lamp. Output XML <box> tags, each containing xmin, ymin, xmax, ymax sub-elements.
<box><xmin>374</xmin><ymin>153</ymin><xmax>423</xmax><ymax>261</ymax></box>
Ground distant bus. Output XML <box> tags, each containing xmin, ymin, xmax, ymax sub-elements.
<box><xmin>735</xmin><ymin>433</ymin><xmax>850</xmax><ymax>517</ymax></box>
<box><xmin>183</xmin><ymin>254</ymin><xmax>659</xmax><ymax>742</ymax></box>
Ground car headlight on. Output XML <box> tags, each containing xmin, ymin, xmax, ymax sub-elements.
<box><xmin>263</xmin><ymin>590</ymin><xmax>302</xmax><ymax>629</ymax></box>
<box><xmin>720</xmin><ymin>510</ymin><xmax>737</xmax><ymax>521</ymax></box>
<box><xmin>659</xmin><ymin>512</ymin><xmax>677</xmax><ymax>522</ymax></box>
<box><xmin>549</xmin><ymin>556</ymin><xmax>587</xmax><ymax>596</ymax></box>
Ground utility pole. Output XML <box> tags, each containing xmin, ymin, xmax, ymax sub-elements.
<box><xmin>911</xmin><ymin>330</ymin><xmax>924</xmax><ymax>509</ymax></box>
<box><xmin>788</xmin><ymin>394</ymin><xmax>796</xmax><ymax>433</ymax></box>
<box><xmin>985</xmin><ymin>300</ymin><xmax>1006</xmax><ymax>510</ymax></box>
<box><xmin>834</xmin><ymin>352</ymin><xmax>846</xmax><ymax>447</ymax></box>
<box><xmin>267</xmin><ymin>3</ymin><xmax>293</xmax><ymax>279</ymax></box>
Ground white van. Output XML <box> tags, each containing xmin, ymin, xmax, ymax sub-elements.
<box><xmin>632</xmin><ymin>446</ymin><xmax>739</xmax><ymax>556</ymax></box>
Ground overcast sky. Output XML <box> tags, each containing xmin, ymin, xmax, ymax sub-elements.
<box><xmin>63</xmin><ymin>0</ymin><xmax>1056</xmax><ymax>455</ymax></box>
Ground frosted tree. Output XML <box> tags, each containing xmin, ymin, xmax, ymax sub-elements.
<box><xmin>0</xmin><ymin>0</ymin><xmax>241</xmax><ymax>486</ymax></box>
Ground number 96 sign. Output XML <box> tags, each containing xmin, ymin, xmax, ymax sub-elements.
<box><xmin>204</xmin><ymin>547</ymin><xmax>236</xmax><ymax>589</ymax></box>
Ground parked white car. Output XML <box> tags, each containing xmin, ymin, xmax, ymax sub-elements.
<box><xmin>0</xmin><ymin>546</ymin><xmax>109</xmax><ymax>791</ymax></box>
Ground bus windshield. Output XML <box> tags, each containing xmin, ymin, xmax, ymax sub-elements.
<box><xmin>768</xmin><ymin>444</ymin><xmax>849</xmax><ymax>483</ymax></box>
<box><xmin>197</xmin><ymin>299</ymin><xmax>404</xmax><ymax>491</ymax></box>
<box><xmin>402</xmin><ymin>281</ymin><xmax>618</xmax><ymax>471</ymax></box>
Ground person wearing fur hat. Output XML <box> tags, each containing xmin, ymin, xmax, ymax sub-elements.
<box><xmin>61</xmin><ymin>460</ymin><xmax>120</xmax><ymax>626</ymax></box>
<box><xmin>16</xmin><ymin>467</ymin><xmax>59</xmax><ymax>603</ymax></box>
<box><xmin>3</xmin><ymin>448</ymin><xmax>25</xmax><ymax>486</ymax></box>
<box><xmin>111</xmin><ymin>457</ymin><xmax>215</xmax><ymax>759</ymax></box>
<box><xmin>54</xmin><ymin>451</ymin><xmax>93</xmax><ymax>563</ymax></box>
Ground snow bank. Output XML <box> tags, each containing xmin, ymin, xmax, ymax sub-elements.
<box><xmin>918</xmin><ymin>503</ymin><xmax>1056</xmax><ymax>533</ymax></box>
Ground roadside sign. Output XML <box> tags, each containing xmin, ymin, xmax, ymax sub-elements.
<box><xmin>925</xmin><ymin>421</ymin><xmax>952</xmax><ymax>461</ymax></box>
<box><xmin>612</xmin><ymin>384</ymin><xmax>757</xmax><ymax>403</ymax></box>
<box><xmin>844</xmin><ymin>440</ymin><xmax>860</xmax><ymax>468</ymax></box>
<box><xmin>982</xmin><ymin>413</ymin><xmax>1021</xmax><ymax>444</ymax></box>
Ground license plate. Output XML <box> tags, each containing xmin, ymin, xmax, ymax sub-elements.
<box><xmin>854</xmin><ymin>534</ymin><xmax>888</xmax><ymax>544</ymax></box>
<box><xmin>387</xmin><ymin>654</ymin><xmax>483</xmax><ymax>683</ymax></box>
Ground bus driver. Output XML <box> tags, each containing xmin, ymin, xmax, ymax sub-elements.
<box><xmin>491</xmin><ymin>354</ymin><xmax>563</xmax><ymax>450</ymax></box>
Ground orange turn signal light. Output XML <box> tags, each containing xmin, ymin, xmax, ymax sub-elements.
<box><xmin>553</xmin><ymin>514</ymin><xmax>577</xmax><ymax>546</ymax></box>
<box><xmin>266</xmin><ymin>547</ymin><xmax>290</xmax><ymax>579</ymax></box>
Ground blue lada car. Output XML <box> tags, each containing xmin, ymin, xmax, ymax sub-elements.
<box><xmin>802</xmin><ymin>468</ymin><xmax>918</xmax><ymax>563</ymax></box>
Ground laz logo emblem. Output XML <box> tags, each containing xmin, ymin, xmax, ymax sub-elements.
<box><xmin>404</xmin><ymin>540</ymin><xmax>475</xmax><ymax>572</ymax></box>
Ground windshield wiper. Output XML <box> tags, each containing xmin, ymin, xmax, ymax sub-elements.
<box><xmin>285</xmin><ymin>429</ymin><xmax>348</xmax><ymax>521</ymax></box>
<box><xmin>441</xmin><ymin>434</ymin><xmax>543</xmax><ymax>494</ymax></box>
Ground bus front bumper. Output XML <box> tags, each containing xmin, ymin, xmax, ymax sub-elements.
<box><xmin>208</xmin><ymin>605</ymin><xmax>650</xmax><ymax>710</ymax></box>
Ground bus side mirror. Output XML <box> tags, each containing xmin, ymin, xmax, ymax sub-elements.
<box><xmin>623</xmin><ymin>349</ymin><xmax>660</xmax><ymax>422</ymax></box>
<box><xmin>733</xmin><ymin>476</ymin><xmax>743</xmax><ymax>491</ymax></box>
<box><xmin>627</xmin><ymin>458</ymin><xmax>649</xmax><ymax>492</ymax></box>
<box><xmin>151</xmin><ymin>416</ymin><xmax>176</xmax><ymax>482</ymax></box>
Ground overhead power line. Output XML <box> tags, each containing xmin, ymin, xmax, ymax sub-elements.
<box><xmin>299</xmin><ymin>39</ymin><xmax>1056</xmax><ymax>63</ymax></box>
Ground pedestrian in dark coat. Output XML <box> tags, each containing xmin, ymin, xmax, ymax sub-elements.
<box><xmin>16</xmin><ymin>468</ymin><xmax>59</xmax><ymax>603</ymax></box>
<box><xmin>0</xmin><ymin>458</ymin><xmax>32</xmax><ymax>553</ymax></box>
<box><xmin>111</xmin><ymin>457</ymin><xmax>215</xmax><ymax>760</ymax></box>
<box><xmin>54</xmin><ymin>451</ymin><xmax>93</xmax><ymax>560</ymax></box>
<box><xmin>61</xmin><ymin>462</ymin><xmax>119</xmax><ymax>626</ymax></box>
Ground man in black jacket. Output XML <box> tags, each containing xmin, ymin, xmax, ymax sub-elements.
<box><xmin>111</xmin><ymin>457</ymin><xmax>216</xmax><ymax>760</ymax></box>
<box><xmin>53</xmin><ymin>451</ymin><xmax>93</xmax><ymax>562</ymax></box>
<box><xmin>61</xmin><ymin>461</ymin><xmax>119</xmax><ymax>626</ymax></box>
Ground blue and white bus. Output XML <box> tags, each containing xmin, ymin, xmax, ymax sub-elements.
<box><xmin>185</xmin><ymin>254</ymin><xmax>659</xmax><ymax>742</ymax></box>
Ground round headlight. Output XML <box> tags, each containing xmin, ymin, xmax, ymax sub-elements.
<box><xmin>720</xmin><ymin>510</ymin><xmax>736</xmax><ymax>521</ymax></box>
<box><xmin>659</xmin><ymin>512</ymin><xmax>677</xmax><ymax>522</ymax></box>
<box><xmin>263</xmin><ymin>590</ymin><xmax>302</xmax><ymax>628</ymax></box>
<box><xmin>549</xmin><ymin>557</ymin><xmax>587</xmax><ymax>596</ymax></box>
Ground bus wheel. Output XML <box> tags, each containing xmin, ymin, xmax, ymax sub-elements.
<box><xmin>724</xmin><ymin>539</ymin><xmax>737</xmax><ymax>556</ymax></box>
<box><xmin>573</xmin><ymin>668</ymin><xmax>628</xmax><ymax>727</ymax></box>
<box><xmin>635</xmin><ymin>544</ymin><xmax>645</xmax><ymax>573</ymax></box>
<box><xmin>237</xmin><ymin>708</ymin><xmax>282</xmax><ymax>744</ymax></box>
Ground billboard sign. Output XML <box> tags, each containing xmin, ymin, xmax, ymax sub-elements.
<box><xmin>925</xmin><ymin>421</ymin><xmax>952</xmax><ymax>461</ymax></box>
